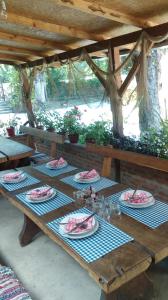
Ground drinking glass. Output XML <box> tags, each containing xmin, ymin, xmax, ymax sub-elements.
<box><xmin>110</xmin><ymin>202</ymin><xmax>121</xmax><ymax>217</ymax></box>
<box><xmin>73</xmin><ymin>190</ymin><xmax>84</xmax><ymax>208</ymax></box>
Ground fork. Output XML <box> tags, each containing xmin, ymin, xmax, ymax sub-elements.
<box><xmin>67</xmin><ymin>212</ymin><xmax>96</xmax><ymax>233</ymax></box>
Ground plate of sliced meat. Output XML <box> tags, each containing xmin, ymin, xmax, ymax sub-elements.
<box><xmin>25</xmin><ymin>186</ymin><xmax>57</xmax><ymax>203</ymax></box>
<box><xmin>1</xmin><ymin>171</ymin><xmax>27</xmax><ymax>183</ymax></box>
<box><xmin>73</xmin><ymin>169</ymin><xmax>100</xmax><ymax>183</ymax></box>
<box><xmin>46</xmin><ymin>157</ymin><xmax>67</xmax><ymax>169</ymax></box>
<box><xmin>119</xmin><ymin>190</ymin><xmax>155</xmax><ymax>208</ymax></box>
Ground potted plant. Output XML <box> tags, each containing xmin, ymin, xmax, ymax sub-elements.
<box><xmin>5</xmin><ymin>116</ymin><xmax>21</xmax><ymax>137</ymax></box>
<box><xmin>0</xmin><ymin>120</ymin><xmax>5</xmax><ymax>136</ymax></box>
<box><xmin>34</xmin><ymin>111</ymin><xmax>44</xmax><ymax>129</ymax></box>
<box><xmin>85</xmin><ymin>120</ymin><xmax>112</xmax><ymax>146</ymax></box>
<box><xmin>63</xmin><ymin>106</ymin><xmax>82</xmax><ymax>143</ymax></box>
<box><xmin>42</xmin><ymin>112</ymin><xmax>55</xmax><ymax>132</ymax></box>
<box><xmin>85</xmin><ymin>124</ymin><xmax>96</xmax><ymax>144</ymax></box>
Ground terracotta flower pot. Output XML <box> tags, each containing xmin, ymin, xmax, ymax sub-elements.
<box><xmin>36</xmin><ymin>125</ymin><xmax>44</xmax><ymax>130</ymax></box>
<box><xmin>46</xmin><ymin>127</ymin><xmax>55</xmax><ymax>132</ymax></box>
<box><xmin>6</xmin><ymin>127</ymin><xmax>15</xmax><ymax>137</ymax></box>
<box><xmin>68</xmin><ymin>133</ymin><xmax>79</xmax><ymax>143</ymax></box>
<box><xmin>85</xmin><ymin>138</ymin><xmax>96</xmax><ymax>144</ymax></box>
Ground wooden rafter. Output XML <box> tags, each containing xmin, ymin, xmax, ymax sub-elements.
<box><xmin>22</xmin><ymin>22</ymin><xmax>168</xmax><ymax>68</ymax></box>
<box><xmin>0</xmin><ymin>53</ymin><xmax>28</xmax><ymax>63</ymax></box>
<box><xmin>6</xmin><ymin>12</ymin><xmax>103</xmax><ymax>41</ymax></box>
<box><xmin>0</xmin><ymin>54</ymin><xmax>26</xmax><ymax>64</ymax></box>
<box><xmin>0</xmin><ymin>45</ymin><xmax>43</xmax><ymax>58</ymax></box>
<box><xmin>0</xmin><ymin>31</ymin><xmax>71</xmax><ymax>51</ymax></box>
<box><xmin>51</xmin><ymin>0</ymin><xmax>154</xmax><ymax>28</ymax></box>
<box><xmin>0</xmin><ymin>60</ymin><xmax>17</xmax><ymax>66</ymax></box>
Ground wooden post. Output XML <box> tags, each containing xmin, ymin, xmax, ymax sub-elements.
<box><xmin>108</xmin><ymin>46</ymin><xmax>123</xmax><ymax>181</ymax></box>
<box><xmin>18</xmin><ymin>67</ymin><xmax>37</xmax><ymax>127</ymax></box>
<box><xmin>108</xmin><ymin>45</ymin><xmax>123</xmax><ymax>138</ymax></box>
<box><xmin>101</xmin><ymin>157</ymin><xmax>112</xmax><ymax>177</ymax></box>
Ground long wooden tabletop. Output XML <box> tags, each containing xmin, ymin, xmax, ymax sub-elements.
<box><xmin>0</xmin><ymin>136</ymin><xmax>34</xmax><ymax>163</ymax></box>
<box><xmin>1</xmin><ymin>165</ymin><xmax>168</xmax><ymax>299</ymax></box>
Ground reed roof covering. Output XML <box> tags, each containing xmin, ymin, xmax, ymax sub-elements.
<box><xmin>0</xmin><ymin>0</ymin><xmax>167</xmax><ymax>66</ymax></box>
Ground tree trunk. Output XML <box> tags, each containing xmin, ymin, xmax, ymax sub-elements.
<box><xmin>139</xmin><ymin>49</ymin><xmax>161</xmax><ymax>132</ymax></box>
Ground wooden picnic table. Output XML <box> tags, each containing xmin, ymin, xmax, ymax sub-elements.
<box><xmin>0</xmin><ymin>136</ymin><xmax>33</xmax><ymax>164</ymax></box>
<box><xmin>1</xmin><ymin>165</ymin><xmax>168</xmax><ymax>299</ymax></box>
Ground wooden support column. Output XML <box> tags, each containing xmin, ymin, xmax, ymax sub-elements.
<box><xmin>18</xmin><ymin>67</ymin><xmax>37</xmax><ymax>128</ymax></box>
<box><xmin>108</xmin><ymin>46</ymin><xmax>123</xmax><ymax>181</ymax></box>
<box><xmin>108</xmin><ymin>45</ymin><xmax>123</xmax><ymax>138</ymax></box>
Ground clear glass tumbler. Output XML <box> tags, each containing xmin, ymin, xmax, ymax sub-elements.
<box><xmin>110</xmin><ymin>202</ymin><xmax>121</xmax><ymax>217</ymax></box>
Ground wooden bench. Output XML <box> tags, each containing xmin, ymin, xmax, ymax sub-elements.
<box><xmin>20</xmin><ymin>126</ymin><xmax>65</xmax><ymax>164</ymax></box>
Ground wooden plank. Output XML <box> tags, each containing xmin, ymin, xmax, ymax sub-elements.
<box><xmin>0</xmin><ymin>167</ymin><xmax>152</xmax><ymax>294</ymax></box>
<box><xmin>101</xmin><ymin>157</ymin><xmax>112</xmax><ymax>177</ymax></box>
<box><xmin>0</xmin><ymin>137</ymin><xmax>33</xmax><ymax>163</ymax></box>
<box><xmin>7</xmin><ymin>13</ymin><xmax>103</xmax><ymax>42</ymax></box>
<box><xmin>0</xmin><ymin>45</ymin><xmax>43</xmax><ymax>58</ymax></box>
<box><xmin>0</xmin><ymin>31</ymin><xmax>71</xmax><ymax>51</ymax></box>
<box><xmin>86</xmin><ymin>144</ymin><xmax>168</xmax><ymax>173</ymax></box>
<box><xmin>0</xmin><ymin>53</ymin><xmax>29</xmax><ymax>63</ymax></box>
<box><xmin>53</xmin><ymin>0</ymin><xmax>154</xmax><ymax>28</ymax></box>
<box><xmin>20</xmin><ymin>126</ymin><xmax>65</xmax><ymax>144</ymax></box>
<box><xmin>0</xmin><ymin>60</ymin><xmax>17</xmax><ymax>66</ymax></box>
<box><xmin>22</xmin><ymin>22</ymin><xmax>168</xmax><ymax>68</ymax></box>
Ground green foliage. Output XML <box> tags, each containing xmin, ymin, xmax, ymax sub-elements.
<box><xmin>110</xmin><ymin>120</ymin><xmax>168</xmax><ymax>159</ymax></box>
<box><xmin>0</xmin><ymin>65</ymin><xmax>22</xmax><ymax>111</ymax></box>
<box><xmin>1</xmin><ymin>115</ymin><xmax>21</xmax><ymax>129</ymax></box>
<box><xmin>63</xmin><ymin>106</ymin><xmax>82</xmax><ymax>135</ymax></box>
<box><xmin>85</xmin><ymin>120</ymin><xmax>112</xmax><ymax>145</ymax></box>
<box><xmin>45</xmin><ymin>59</ymin><xmax>107</xmax><ymax>102</ymax></box>
<box><xmin>140</xmin><ymin>123</ymin><xmax>168</xmax><ymax>158</ymax></box>
<box><xmin>35</xmin><ymin>110</ymin><xmax>60</xmax><ymax>130</ymax></box>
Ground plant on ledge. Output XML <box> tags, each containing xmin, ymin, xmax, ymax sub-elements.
<box><xmin>85</xmin><ymin>120</ymin><xmax>112</xmax><ymax>146</ymax></box>
<box><xmin>4</xmin><ymin>116</ymin><xmax>21</xmax><ymax>137</ymax></box>
<box><xmin>110</xmin><ymin>120</ymin><xmax>168</xmax><ymax>159</ymax></box>
<box><xmin>63</xmin><ymin>106</ymin><xmax>82</xmax><ymax>143</ymax></box>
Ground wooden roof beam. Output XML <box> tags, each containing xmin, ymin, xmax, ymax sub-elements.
<box><xmin>0</xmin><ymin>45</ymin><xmax>43</xmax><ymax>57</ymax></box>
<box><xmin>0</xmin><ymin>54</ymin><xmax>27</xmax><ymax>64</ymax></box>
<box><xmin>21</xmin><ymin>22</ymin><xmax>168</xmax><ymax>68</ymax></box>
<box><xmin>52</xmin><ymin>0</ymin><xmax>154</xmax><ymax>28</ymax></box>
<box><xmin>0</xmin><ymin>53</ymin><xmax>29</xmax><ymax>63</ymax></box>
<box><xmin>6</xmin><ymin>13</ymin><xmax>103</xmax><ymax>41</ymax></box>
<box><xmin>0</xmin><ymin>31</ymin><xmax>72</xmax><ymax>51</ymax></box>
<box><xmin>0</xmin><ymin>60</ymin><xmax>17</xmax><ymax>66</ymax></box>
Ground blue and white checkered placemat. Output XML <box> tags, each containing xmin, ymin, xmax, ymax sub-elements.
<box><xmin>61</xmin><ymin>175</ymin><xmax>117</xmax><ymax>192</ymax></box>
<box><xmin>107</xmin><ymin>190</ymin><xmax>168</xmax><ymax>229</ymax></box>
<box><xmin>0</xmin><ymin>174</ymin><xmax>40</xmax><ymax>191</ymax></box>
<box><xmin>47</xmin><ymin>207</ymin><xmax>133</xmax><ymax>263</ymax></box>
<box><xmin>34</xmin><ymin>164</ymin><xmax>77</xmax><ymax>177</ymax></box>
<box><xmin>16</xmin><ymin>185</ymin><xmax>74</xmax><ymax>216</ymax></box>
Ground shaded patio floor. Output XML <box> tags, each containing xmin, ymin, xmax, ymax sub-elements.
<box><xmin>0</xmin><ymin>195</ymin><xmax>168</xmax><ymax>300</ymax></box>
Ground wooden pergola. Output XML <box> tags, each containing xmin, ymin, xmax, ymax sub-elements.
<box><xmin>0</xmin><ymin>0</ymin><xmax>168</xmax><ymax>136</ymax></box>
<box><xmin>0</xmin><ymin>0</ymin><xmax>167</xmax><ymax>66</ymax></box>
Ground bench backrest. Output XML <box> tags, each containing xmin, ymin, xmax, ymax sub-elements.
<box><xmin>20</xmin><ymin>126</ymin><xmax>65</xmax><ymax>158</ymax></box>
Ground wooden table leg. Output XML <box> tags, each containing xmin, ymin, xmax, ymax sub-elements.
<box><xmin>19</xmin><ymin>214</ymin><xmax>41</xmax><ymax>247</ymax></box>
<box><xmin>100</xmin><ymin>290</ymin><xmax>117</xmax><ymax>300</ymax></box>
<box><xmin>100</xmin><ymin>273</ymin><xmax>154</xmax><ymax>300</ymax></box>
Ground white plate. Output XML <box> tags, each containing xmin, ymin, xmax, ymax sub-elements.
<box><xmin>1</xmin><ymin>173</ymin><xmax>27</xmax><ymax>184</ymax></box>
<box><xmin>59</xmin><ymin>220</ymin><xmax>99</xmax><ymax>240</ymax></box>
<box><xmin>119</xmin><ymin>189</ymin><xmax>155</xmax><ymax>208</ymax></box>
<box><xmin>60</xmin><ymin>213</ymin><xmax>96</xmax><ymax>235</ymax></box>
<box><xmin>25</xmin><ymin>188</ymin><xmax>57</xmax><ymax>203</ymax></box>
<box><xmin>46</xmin><ymin>161</ymin><xmax>68</xmax><ymax>170</ymax></box>
<box><xmin>73</xmin><ymin>172</ymin><xmax>100</xmax><ymax>183</ymax></box>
